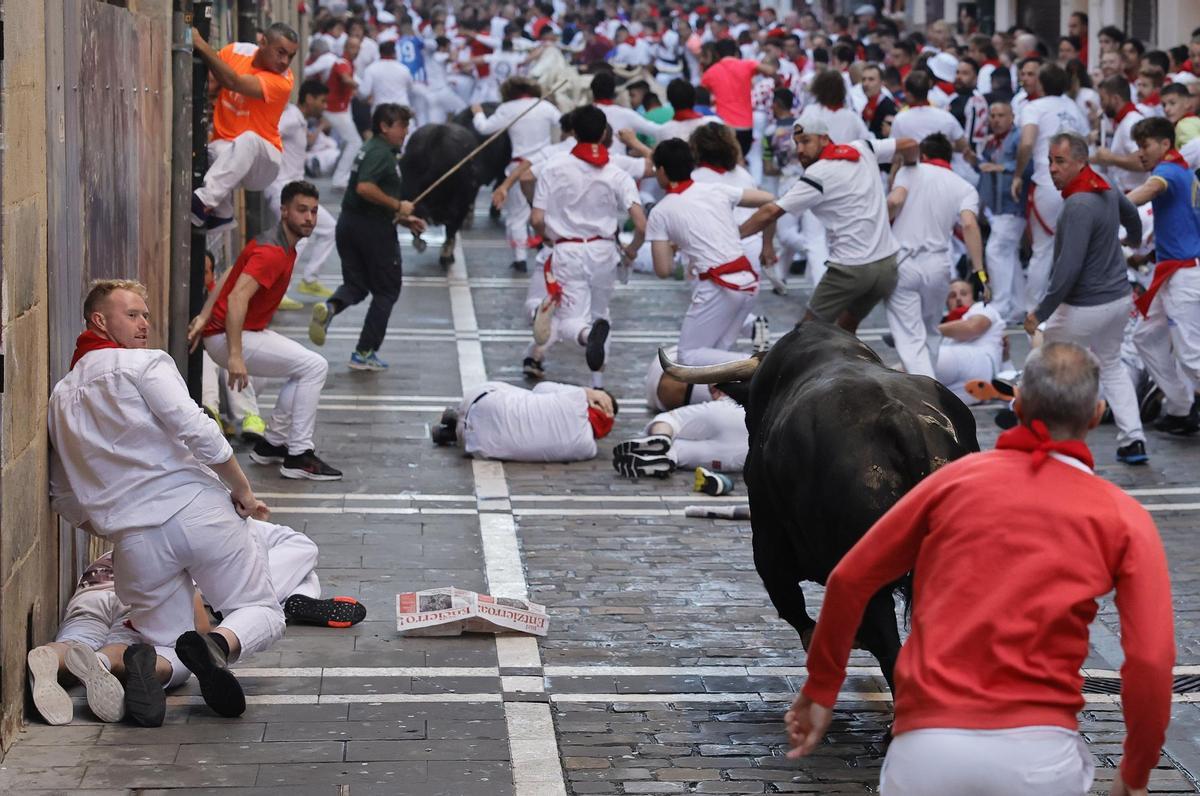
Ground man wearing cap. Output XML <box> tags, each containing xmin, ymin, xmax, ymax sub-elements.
<box><xmin>740</xmin><ymin>107</ymin><xmax>918</xmax><ymax>332</ymax></box>
<box><xmin>927</xmin><ymin>52</ymin><xmax>960</xmax><ymax>110</ymax></box>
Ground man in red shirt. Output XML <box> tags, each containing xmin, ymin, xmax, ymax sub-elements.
<box><xmin>191</xmin><ymin>23</ymin><xmax>298</xmax><ymax>232</ymax></box>
<box><xmin>786</xmin><ymin>341</ymin><xmax>1174</xmax><ymax>796</ymax></box>
<box><xmin>699</xmin><ymin>39</ymin><xmax>776</xmax><ymax>155</ymax></box>
<box><xmin>188</xmin><ymin>181</ymin><xmax>342</xmax><ymax>481</ymax></box>
<box><xmin>325</xmin><ymin>37</ymin><xmax>362</xmax><ymax>190</ymax></box>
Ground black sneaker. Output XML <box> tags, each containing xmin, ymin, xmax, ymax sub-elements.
<box><xmin>511</xmin><ymin>259</ymin><xmax>527</xmax><ymax>273</ymax></box>
<box><xmin>522</xmin><ymin>357</ymin><xmax>545</xmax><ymax>379</ymax></box>
<box><xmin>613</xmin><ymin>452</ymin><xmax>675</xmax><ymax>478</ymax></box>
<box><xmin>283</xmin><ymin>594</ymin><xmax>367</xmax><ymax>628</ymax></box>
<box><xmin>123</xmin><ymin>644</ymin><xmax>166</xmax><ymax>727</ymax></box>
<box><xmin>280</xmin><ymin>450</ymin><xmax>343</xmax><ymax>481</ymax></box>
<box><xmin>789</xmin><ymin>258</ymin><xmax>807</xmax><ymax>276</ymax></box>
<box><xmin>249</xmin><ymin>439</ymin><xmax>288</xmax><ymax>466</ymax></box>
<box><xmin>1154</xmin><ymin>406</ymin><xmax>1200</xmax><ymax>435</ymax></box>
<box><xmin>612</xmin><ymin>435</ymin><xmax>672</xmax><ymax>458</ymax></box>
<box><xmin>994</xmin><ymin>408</ymin><xmax>1018</xmax><ymax>430</ymax></box>
<box><xmin>431</xmin><ymin>423</ymin><xmax>458</xmax><ymax>446</ymax></box>
<box><xmin>586</xmin><ymin>319</ymin><xmax>610</xmax><ymax>371</ymax></box>
<box><xmin>440</xmin><ymin>407</ymin><xmax>459</xmax><ymax>427</ymax></box>
<box><xmin>174</xmin><ymin>631</ymin><xmax>245</xmax><ymax>718</ymax></box>
<box><xmin>1116</xmin><ymin>440</ymin><xmax>1149</xmax><ymax>465</ymax></box>
<box><xmin>881</xmin><ymin>332</ymin><xmax>895</xmax><ymax>349</ymax></box>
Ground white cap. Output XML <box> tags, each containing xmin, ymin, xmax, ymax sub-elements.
<box><xmin>377</xmin><ymin>10</ymin><xmax>396</xmax><ymax>25</ymax></box>
<box><xmin>793</xmin><ymin>106</ymin><xmax>830</xmax><ymax>137</ymax></box>
<box><xmin>929</xmin><ymin>52</ymin><xmax>958</xmax><ymax>83</ymax></box>
<box><xmin>854</xmin><ymin>4</ymin><xmax>877</xmax><ymax>16</ymax></box>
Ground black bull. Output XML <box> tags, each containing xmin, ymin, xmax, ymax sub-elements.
<box><xmin>662</xmin><ymin>321</ymin><xmax>979</xmax><ymax>689</ymax></box>
<box><xmin>399</xmin><ymin>105</ymin><xmax>512</xmax><ymax>266</ymax></box>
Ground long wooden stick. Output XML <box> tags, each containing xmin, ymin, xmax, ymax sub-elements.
<box><xmin>409</xmin><ymin>78</ymin><xmax>570</xmax><ymax>209</ymax></box>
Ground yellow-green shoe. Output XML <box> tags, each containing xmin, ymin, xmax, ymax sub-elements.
<box><xmin>241</xmin><ymin>413</ymin><xmax>266</xmax><ymax>442</ymax></box>
<box><xmin>298</xmin><ymin>279</ymin><xmax>334</xmax><ymax>298</ymax></box>
<box><xmin>278</xmin><ymin>296</ymin><xmax>304</xmax><ymax>311</ymax></box>
<box><xmin>309</xmin><ymin>302</ymin><xmax>331</xmax><ymax>346</ymax></box>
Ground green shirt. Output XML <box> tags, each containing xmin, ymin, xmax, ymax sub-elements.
<box><xmin>639</xmin><ymin>105</ymin><xmax>674</xmax><ymax>146</ymax></box>
<box><xmin>341</xmin><ymin>136</ymin><xmax>404</xmax><ymax>220</ymax></box>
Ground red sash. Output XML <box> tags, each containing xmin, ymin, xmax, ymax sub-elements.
<box><xmin>544</xmin><ymin>236</ymin><xmax>612</xmax><ymax>303</ymax></box>
<box><xmin>699</xmin><ymin>255</ymin><xmax>758</xmax><ymax>292</ymax></box>
<box><xmin>1134</xmin><ymin>258</ymin><xmax>1199</xmax><ymax>317</ymax></box>
<box><xmin>1025</xmin><ymin>183</ymin><xmax>1054</xmax><ymax>236</ymax></box>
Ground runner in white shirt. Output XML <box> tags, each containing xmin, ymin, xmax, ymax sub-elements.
<box><xmin>1011</xmin><ymin>62</ymin><xmax>1089</xmax><ymax>312</ymax></box>
<box><xmin>741</xmin><ymin>107</ymin><xmax>918</xmax><ymax>332</ymax></box>
<box><xmin>890</xmin><ymin>71</ymin><xmax>966</xmax><ymax>149</ymax></box>
<box><xmin>356</xmin><ymin>40</ymin><xmax>414</xmax><ymax>113</ymax></box>
<box><xmin>265</xmin><ymin>82</ymin><xmax>337</xmax><ymax>297</ymax></box>
<box><xmin>1094</xmin><ymin>76</ymin><xmax>1148</xmax><ymax>192</ymax></box>
<box><xmin>48</xmin><ymin>280</ymin><xmax>283</xmax><ymax>721</ymax></box>
<box><xmin>885</xmin><ymin>133</ymin><xmax>986</xmax><ymax>378</ymax></box>
<box><xmin>472</xmin><ymin>78</ymin><xmax>561</xmax><ymax>271</ymax></box>
<box><xmin>935</xmin><ymin>280</ymin><xmax>1005</xmax><ymax>403</ymax></box>
<box><xmin>470</xmin><ymin>42</ymin><xmax>527</xmax><ymax>104</ymax></box>
<box><xmin>528</xmin><ymin>106</ymin><xmax>647</xmax><ymax>387</ymax></box>
<box><xmin>657</xmin><ymin>79</ymin><xmax>722</xmax><ymax>142</ymax></box>
<box><xmin>807</xmin><ymin>70</ymin><xmax>869</xmax><ymax>142</ymax></box>
<box><xmin>419</xmin><ymin>36</ymin><xmax>467</xmax><ymax>124</ymax></box>
<box><xmin>590</xmin><ymin>72</ymin><xmax>664</xmax><ymax>156</ymax></box>
<box><xmin>432</xmin><ymin>381</ymin><xmax>617</xmax><ymax>463</ymax></box>
<box><xmin>653</xmin><ymin>25</ymin><xmax>686</xmax><ymax>85</ymax></box>
<box><xmin>641</xmin><ymin>138</ymin><xmax>775</xmax><ymax>365</ymax></box>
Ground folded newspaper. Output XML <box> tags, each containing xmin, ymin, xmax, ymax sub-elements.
<box><xmin>396</xmin><ymin>587</ymin><xmax>549</xmax><ymax>637</ymax></box>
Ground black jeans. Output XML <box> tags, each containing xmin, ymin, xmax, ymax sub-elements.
<box><xmin>332</xmin><ymin>210</ymin><xmax>402</xmax><ymax>354</ymax></box>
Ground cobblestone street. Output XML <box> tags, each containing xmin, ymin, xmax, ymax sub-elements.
<box><xmin>5</xmin><ymin>193</ymin><xmax>1200</xmax><ymax>794</ymax></box>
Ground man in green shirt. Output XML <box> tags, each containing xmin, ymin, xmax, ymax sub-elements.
<box><xmin>309</xmin><ymin>104</ymin><xmax>426</xmax><ymax>371</ymax></box>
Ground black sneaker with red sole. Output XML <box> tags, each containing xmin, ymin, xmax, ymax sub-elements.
<box><xmin>283</xmin><ymin>595</ymin><xmax>368</xmax><ymax>628</ymax></box>
<box><xmin>280</xmin><ymin>450</ymin><xmax>343</xmax><ymax>481</ymax></box>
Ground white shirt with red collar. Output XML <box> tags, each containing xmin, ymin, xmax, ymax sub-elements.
<box><xmin>647</xmin><ymin>179</ymin><xmax>751</xmax><ymax>286</ymax></box>
<box><xmin>891</xmin><ymin>160</ymin><xmax>980</xmax><ymax>257</ymax></box>
<box><xmin>531</xmin><ymin>147</ymin><xmax>641</xmax><ymax>241</ymax></box>
<box><xmin>461</xmin><ymin>381</ymin><xmax>597</xmax><ymax>462</ymax></box>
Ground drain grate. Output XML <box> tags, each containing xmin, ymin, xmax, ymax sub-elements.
<box><xmin>1082</xmin><ymin>675</ymin><xmax>1200</xmax><ymax>695</ymax></box>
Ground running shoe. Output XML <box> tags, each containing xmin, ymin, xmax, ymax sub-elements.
<box><xmin>511</xmin><ymin>259</ymin><xmax>528</xmax><ymax>273</ymax></box>
<box><xmin>122</xmin><ymin>644</ymin><xmax>166</xmax><ymax>727</ymax></box>
<box><xmin>298</xmin><ymin>279</ymin><xmax>334</xmax><ymax>298</ymax></box>
<box><xmin>522</xmin><ymin>357</ymin><xmax>545</xmax><ymax>380</ymax></box>
<box><xmin>612</xmin><ymin>435</ymin><xmax>672</xmax><ymax>458</ymax></box>
<box><xmin>27</xmin><ymin>646</ymin><xmax>72</xmax><ymax>726</ymax></box>
<box><xmin>586</xmin><ymin>319</ymin><xmax>610</xmax><ymax>371</ymax></box>
<box><xmin>202</xmin><ymin>403</ymin><xmax>224</xmax><ymax>431</ymax></box>
<box><xmin>349</xmin><ymin>350</ymin><xmax>389</xmax><ymax>371</ymax></box>
<box><xmin>241</xmin><ymin>413</ymin><xmax>267</xmax><ymax>443</ymax></box>
<box><xmin>965</xmin><ymin>380</ymin><xmax>1012</xmax><ymax>403</ymax></box>
<box><xmin>612</xmin><ymin>452</ymin><xmax>675</xmax><ymax>478</ymax></box>
<box><xmin>532</xmin><ymin>296</ymin><xmax>556</xmax><ymax>345</ymax></box>
<box><xmin>175</xmin><ymin>631</ymin><xmax>245</xmax><ymax>718</ymax></box>
<box><xmin>1116</xmin><ymin>440</ymin><xmax>1149</xmax><ymax>465</ymax></box>
<box><xmin>283</xmin><ymin>595</ymin><xmax>367</xmax><ymax>628</ymax></box>
<box><xmin>1154</xmin><ymin>403</ymin><xmax>1199</xmax><ymax>435</ymax></box>
<box><xmin>278</xmin><ymin>296</ymin><xmax>304</xmax><ymax>311</ymax></box>
<box><xmin>280</xmin><ymin>450</ymin><xmax>343</xmax><ymax>481</ymax></box>
<box><xmin>64</xmin><ymin>641</ymin><xmax>125</xmax><ymax>723</ymax></box>
<box><xmin>250</xmin><ymin>438</ymin><xmax>288</xmax><ymax>466</ymax></box>
<box><xmin>694</xmin><ymin>466</ymin><xmax>735</xmax><ymax>496</ymax></box>
<box><xmin>752</xmin><ymin>316</ymin><xmax>770</xmax><ymax>353</ymax></box>
<box><xmin>309</xmin><ymin>302</ymin><xmax>332</xmax><ymax>346</ymax></box>
<box><xmin>190</xmin><ymin>194</ymin><xmax>209</xmax><ymax>227</ymax></box>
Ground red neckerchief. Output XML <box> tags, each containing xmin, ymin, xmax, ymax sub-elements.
<box><xmin>824</xmin><ymin>102</ymin><xmax>843</xmax><ymax>112</ymax></box>
<box><xmin>699</xmin><ymin>163</ymin><xmax>728</xmax><ymax>174</ymax></box>
<box><xmin>793</xmin><ymin>54</ymin><xmax>807</xmax><ymax>72</ymax></box>
<box><xmin>942</xmin><ymin>305</ymin><xmax>969</xmax><ymax>322</ymax></box>
<box><xmin>1142</xmin><ymin>91</ymin><xmax>1161</xmax><ymax>106</ymax></box>
<box><xmin>982</xmin><ymin>58</ymin><xmax>1001</xmax><ymax>68</ymax></box>
<box><xmin>819</xmin><ymin>143</ymin><xmax>860</xmax><ymax>161</ymax></box>
<box><xmin>587</xmin><ymin>406</ymin><xmax>614</xmax><ymax>438</ymax></box>
<box><xmin>1113</xmin><ymin>101</ymin><xmax>1138</xmax><ymax>124</ymax></box>
<box><xmin>571</xmin><ymin>142</ymin><xmax>610</xmax><ymax>167</ymax></box>
<box><xmin>935</xmin><ymin>79</ymin><xmax>955</xmax><ymax>95</ymax></box>
<box><xmin>70</xmin><ymin>330</ymin><xmax>122</xmax><ymax>369</ymax></box>
<box><xmin>1163</xmin><ymin>148</ymin><xmax>1190</xmax><ymax>168</ymax></box>
<box><xmin>862</xmin><ymin>94</ymin><xmax>880</xmax><ymax>123</ymax></box>
<box><xmin>595</xmin><ymin>98</ymin><xmax>614</xmax><ymax>106</ymax></box>
<box><xmin>908</xmin><ymin>99</ymin><xmax>930</xmax><ymax>107</ymax></box>
<box><xmin>666</xmin><ymin>179</ymin><xmax>694</xmax><ymax>194</ymax></box>
<box><xmin>995</xmin><ymin>419</ymin><xmax>1094</xmax><ymax>470</ymax></box>
<box><xmin>1060</xmin><ymin>164</ymin><xmax>1111</xmax><ymax>199</ymax></box>
<box><xmin>988</xmin><ymin>130</ymin><xmax>1009</xmax><ymax>149</ymax></box>
<box><xmin>898</xmin><ymin>64</ymin><xmax>912</xmax><ymax>79</ymax></box>
<box><xmin>673</xmin><ymin>108</ymin><xmax>702</xmax><ymax>121</ymax></box>
<box><xmin>922</xmin><ymin>157</ymin><xmax>952</xmax><ymax>170</ymax></box>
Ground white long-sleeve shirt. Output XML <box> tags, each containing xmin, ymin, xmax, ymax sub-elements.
<box><xmin>276</xmin><ymin>104</ymin><xmax>308</xmax><ymax>184</ymax></box>
<box><xmin>49</xmin><ymin>349</ymin><xmax>233</xmax><ymax>536</ymax></box>
<box><xmin>597</xmin><ymin>103</ymin><xmax>663</xmax><ymax>155</ymax></box>
<box><xmin>460</xmin><ymin>381</ymin><xmax>597</xmax><ymax>462</ymax></box>
<box><xmin>357</xmin><ymin>58</ymin><xmax>415</xmax><ymax>112</ymax></box>
<box><xmin>473</xmin><ymin>97</ymin><xmax>560</xmax><ymax>160</ymax></box>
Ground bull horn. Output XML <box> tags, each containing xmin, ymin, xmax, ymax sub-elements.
<box><xmin>658</xmin><ymin>347</ymin><xmax>760</xmax><ymax>384</ymax></box>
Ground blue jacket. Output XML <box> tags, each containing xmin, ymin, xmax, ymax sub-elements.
<box><xmin>977</xmin><ymin>128</ymin><xmax>1023</xmax><ymax>217</ymax></box>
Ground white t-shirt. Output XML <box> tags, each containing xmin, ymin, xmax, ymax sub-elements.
<box><xmin>275</xmin><ymin>104</ymin><xmax>309</xmax><ymax>184</ymax></box>
<box><xmin>942</xmin><ymin>301</ymin><xmax>1004</xmax><ymax>366</ymax></box>
<box><xmin>891</xmin><ymin>162</ymin><xmax>980</xmax><ymax>255</ymax></box>
<box><xmin>531</xmin><ymin>151</ymin><xmax>641</xmax><ymax>241</ymax></box>
<box><xmin>806</xmin><ymin>104</ymin><xmax>869</xmax><ymax>143</ymax></box>
<box><xmin>597</xmin><ymin>103</ymin><xmax>663</xmax><ymax>155</ymax></box>
<box><xmin>692</xmin><ymin>165</ymin><xmax>759</xmax><ymax>240</ymax></box>
<box><xmin>357</xmin><ymin>59</ymin><xmax>415</xmax><ymax>111</ymax></box>
<box><xmin>1019</xmin><ymin>95</ymin><xmax>1089</xmax><ymax>187</ymax></box>
<box><xmin>1104</xmin><ymin>109</ymin><xmax>1149</xmax><ymax>193</ymax></box>
<box><xmin>463</xmin><ymin>381</ymin><xmax>596</xmax><ymax>462</ymax></box>
<box><xmin>474</xmin><ymin>97</ymin><xmax>560</xmax><ymax>159</ymax></box>
<box><xmin>776</xmin><ymin>138</ymin><xmax>900</xmax><ymax>266</ymax></box>
<box><xmin>657</xmin><ymin>115</ymin><xmax>722</xmax><ymax>143</ymax></box>
<box><xmin>354</xmin><ymin>36</ymin><xmax>381</xmax><ymax>75</ymax></box>
<box><xmin>647</xmin><ymin>181</ymin><xmax>750</xmax><ymax>280</ymax></box>
<box><xmin>890</xmin><ymin>105</ymin><xmax>964</xmax><ymax>146</ymax></box>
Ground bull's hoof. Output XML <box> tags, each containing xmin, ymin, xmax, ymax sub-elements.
<box><xmin>439</xmin><ymin>254</ymin><xmax>454</xmax><ymax>267</ymax></box>
<box><xmin>412</xmin><ymin>237</ymin><xmax>428</xmax><ymax>254</ymax></box>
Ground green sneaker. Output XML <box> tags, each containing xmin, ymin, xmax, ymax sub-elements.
<box><xmin>241</xmin><ymin>413</ymin><xmax>266</xmax><ymax>443</ymax></box>
<box><xmin>278</xmin><ymin>296</ymin><xmax>304</xmax><ymax>311</ymax></box>
<box><xmin>309</xmin><ymin>302</ymin><xmax>332</xmax><ymax>346</ymax></box>
<box><xmin>297</xmin><ymin>279</ymin><xmax>334</xmax><ymax>298</ymax></box>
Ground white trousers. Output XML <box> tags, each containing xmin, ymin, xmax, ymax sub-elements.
<box><xmin>678</xmin><ymin>281</ymin><xmax>757</xmax><ymax>366</ymax></box>
<box><xmin>204</xmin><ymin>330</ymin><xmax>329</xmax><ymax>455</ymax></box>
<box><xmin>112</xmin><ymin>488</ymin><xmax>284</xmax><ymax>667</ymax></box>
<box><xmin>525</xmin><ymin>248</ymin><xmax>551</xmax><ymax>317</ymax></box>
<box><xmin>504</xmin><ymin>161</ymin><xmax>531</xmax><ymax>262</ymax></box>
<box><xmin>196</xmin><ymin>133</ymin><xmax>283</xmax><ymax>220</ymax></box>
<box><xmin>252</xmin><ymin>519</ymin><xmax>321</xmax><ymax>601</ymax></box>
<box><xmin>985</xmin><ymin>213</ymin><xmax>1026</xmax><ymax>323</ymax></box>
<box><xmin>880</xmin><ymin>726</ymin><xmax>1094</xmax><ymax>795</ymax></box>
<box><xmin>936</xmin><ymin>344</ymin><xmax>998</xmax><ymax>404</ymax></box>
<box><xmin>886</xmin><ymin>252</ymin><xmax>951</xmax><ymax>379</ymax></box>
<box><xmin>1025</xmin><ymin>183</ymin><xmax>1062</xmax><ymax>312</ymax></box>
<box><xmin>266</xmin><ymin>180</ymin><xmax>337</xmax><ymax>282</ymax></box>
<box><xmin>539</xmin><ymin>241</ymin><xmax>619</xmax><ymax>355</ymax></box>
<box><xmin>649</xmin><ymin>398</ymin><xmax>748</xmax><ymax>471</ymax></box>
<box><xmin>201</xmin><ymin>350</ymin><xmax>261</xmax><ymax>423</ymax></box>
<box><xmin>326</xmin><ymin>109</ymin><xmax>363</xmax><ymax>189</ymax></box>
<box><xmin>1133</xmin><ymin>267</ymin><xmax>1200</xmax><ymax>415</ymax></box>
<box><xmin>1043</xmin><ymin>295</ymin><xmax>1145</xmax><ymax>445</ymax></box>
<box><xmin>414</xmin><ymin>83</ymin><xmax>466</xmax><ymax>125</ymax></box>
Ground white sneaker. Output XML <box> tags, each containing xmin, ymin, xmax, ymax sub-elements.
<box><xmin>64</xmin><ymin>641</ymin><xmax>125</xmax><ymax>723</ymax></box>
<box><xmin>752</xmin><ymin>316</ymin><xmax>770</xmax><ymax>353</ymax></box>
<box><xmin>27</xmin><ymin>646</ymin><xmax>72</xmax><ymax>725</ymax></box>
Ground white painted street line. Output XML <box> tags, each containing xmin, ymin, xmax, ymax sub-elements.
<box><xmin>320</xmin><ymin>693</ymin><xmax>505</xmax><ymax>704</ymax></box>
<box><xmin>256</xmin><ymin>492</ymin><xmax>475</xmax><ymax>502</ymax></box>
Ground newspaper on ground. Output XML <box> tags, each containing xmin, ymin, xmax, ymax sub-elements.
<box><xmin>396</xmin><ymin>587</ymin><xmax>549</xmax><ymax>637</ymax></box>
<box><xmin>684</xmin><ymin>504</ymin><xmax>750</xmax><ymax>520</ymax></box>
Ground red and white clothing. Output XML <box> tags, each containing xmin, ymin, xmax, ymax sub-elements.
<box><xmin>657</xmin><ymin>113</ymin><xmax>722</xmax><ymax>143</ymax></box>
<box><xmin>802</xmin><ymin>442</ymin><xmax>1173</xmax><ymax>793</ymax></box>
<box><xmin>890</xmin><ymin>104</ymin><xmax>964</xmax><ymax>147</ymax></box>
<box><xmin>647</xmin><ymin>180</ymin><xmax>757</xmax><ymax>364</ymax></box>
<box><xmin>459</xmin><ymin>381</ymin><xmax>599</xmax><ymax>462</ymax></box>
<box><xmin>692</xmin><ymin>164</ymin><xmax>763</xmax><ymax>265</ymax></box>
<box><xmin>1099</xmin><ymin>105</ymin><xmax>1148</xmax><ymax>192</ymax></box>
<box><xmin>935</xmin><ymin>302</ymin><xmax>1004</xmax><ymax>403</ymax></box>
<box><xmin>266</xmin><ymin>105</ymin><xmax>335</xmax><ymax>282</ymax></box>
<box><xmin>595</xmin><ymin>101</ymin><xmax>663</xmax><ymax>156</ymax></box>
<box><xmin>202</xmin><ymin>225</ymin><xmax>329</xmax><ymax>455</ymax></box>
<box><xmin>325</xmin><ymin>55</ymin><xmax>361</xmax><ymax>189</ymax></box>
